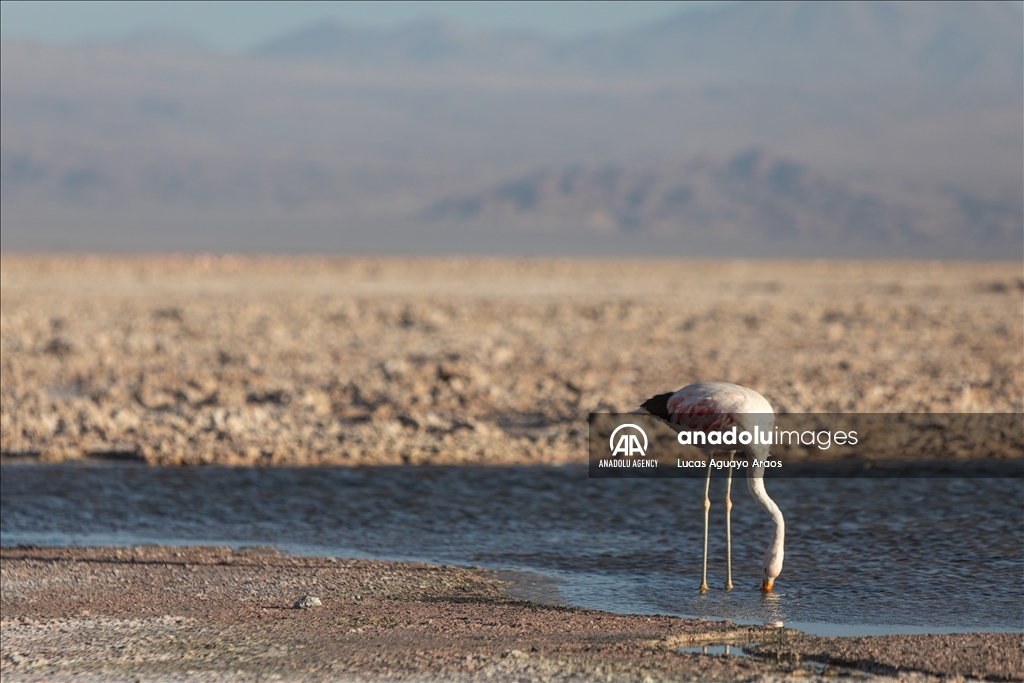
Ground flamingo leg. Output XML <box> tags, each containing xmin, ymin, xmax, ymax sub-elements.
<box><xmin>700</xmin><ymin>460</ymin><xmax>712</xmax><ymax>591</ymax></box>
<box><xmin>724</xmin><ymin>465</ymin><xmax>734</xmax><ymax>590</ymax></box>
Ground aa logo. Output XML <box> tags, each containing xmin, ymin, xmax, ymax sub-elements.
<box><xmin>609</xmin><ymin>423</ymin><xmax>648</xmax><ymax>457</ymax></box>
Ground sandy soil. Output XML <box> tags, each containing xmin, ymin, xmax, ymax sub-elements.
<box><xmin>2</xmin><ymin>256</ymin><xmax>1021</xmax><ymax>466</ymax></box>
<box><xmin>3</xmin><ymin>546</ymin><xmax>1020</xmax><ymax>682</ymax></box>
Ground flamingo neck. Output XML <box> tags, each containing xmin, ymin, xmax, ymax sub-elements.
<box><xmin>747</xmin><ymin>467</ymin><xmax>785</xmax><ymax>562</ymax></box>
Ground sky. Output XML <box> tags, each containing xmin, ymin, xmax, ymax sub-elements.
<box><xmin>0</xmin><ymin>1</ymin><xmax>722</xmax><ymax>51</ymax></box>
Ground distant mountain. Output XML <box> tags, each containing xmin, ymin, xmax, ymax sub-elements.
<box><xmin>254</xmin><ymin>19</ymin><xmax>550</xmax><ymax>72</ymax></box>
<box><xmin>423</xmin><ymin>149</ymin><xmax>1023</xmax><ymax>250</ymax></box>
<box><xmin>564</xmin><ymin>0</ymin><xmax>1023</xmax><ymax>84</ymax></box>
<box><xmin>105</xmin><ymin>28</ymin><xmax>211</xmax><ymax>54</ymax></box>
<box><xmin>253</xmin><ymin>1</ymin><xmax>1023</xmax><ymax>85</ymax></box>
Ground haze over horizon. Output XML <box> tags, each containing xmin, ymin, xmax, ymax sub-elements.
<box><xmin>0</xmin><ymin>1</ymin><xmax>723</xmax><ymax>51</ymax></box>
<box><xmin>1</xmin><ymin>0</ymin><xmax>1021</xmax><ymax>257</ymax></box>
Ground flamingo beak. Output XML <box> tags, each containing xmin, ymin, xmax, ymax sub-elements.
<box><xmin>761</xmin><ymin>574</ymin><xmax>774</xmax><ymax>591</ymax></box>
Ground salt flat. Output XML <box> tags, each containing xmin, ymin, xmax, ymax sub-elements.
<box><xmin>1</xmin><ymin>255</ymin><xmax>1020</xmax><ymax>466</ymax></box>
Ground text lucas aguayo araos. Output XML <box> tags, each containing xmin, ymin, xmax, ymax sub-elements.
<box><xmin>597</xmin><ymin>423</ymin><xmax>858</xmax><ymax>469</ymax></box>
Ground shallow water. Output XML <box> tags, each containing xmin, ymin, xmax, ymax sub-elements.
<box><xmin>2</xmin><ymin>463</ymin><xmax>1021</xmax><ymax>636</ymax></box>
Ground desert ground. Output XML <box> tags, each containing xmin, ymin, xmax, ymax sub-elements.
<box><xmin>2</xmin><ymin>546</ymin><xmax>1021</xmax><ymax>683</ymax></box>
<box><xmin>1</xmin><ymin>255</ymin><xmax>1021</xmax><ymax>466</ymax></box>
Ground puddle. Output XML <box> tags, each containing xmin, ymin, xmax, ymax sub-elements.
<box><xmin>679</xmin><ymin>641</ymin><xmax>875</xmax><ymax>678</ymax></box>
<box><xmin>678</xmin><ymin>643</ymin><xmax>753</xmax><ymax>657</ymax></box>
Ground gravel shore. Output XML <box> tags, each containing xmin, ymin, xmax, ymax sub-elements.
<box><xmin>3</xmin><ymin>546</ymin><xmax>1020</xmax><ymax>682</ymax></box>
<box><xmin>2</xmin><ymin>256</ymin><xmax>1021</xmax><ymax>466</ymax></box>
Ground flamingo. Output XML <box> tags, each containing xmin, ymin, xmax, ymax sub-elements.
<box><xmin>636</xmin><ymin>381</ymin><xmax>784</xmax><ymax>592</ymax></box>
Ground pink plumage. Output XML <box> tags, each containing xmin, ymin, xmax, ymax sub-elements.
<box><xmin>641</xmin><ymin>381</ymin><xmax>774</xmax><ymax>438</ymax></box>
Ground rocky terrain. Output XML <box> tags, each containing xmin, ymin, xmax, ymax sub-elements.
<box><xmin>2</xmin><ymin>546</ymin><xmax>1020</xmax><ymax>682</ymax></box>
<box><xmin>1</xmin><ymin>255</ymin><xmax>1021</xmax><ymax>466</ymax></box>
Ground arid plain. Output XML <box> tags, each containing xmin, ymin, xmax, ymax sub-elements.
<box><xmin>1</xmin><ymin>255</ymin><xmax>1022</xmax><ymax>466</ymax></box>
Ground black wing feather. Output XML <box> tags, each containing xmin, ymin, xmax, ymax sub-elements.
<box><xmin>640</xmin><ymin>392</ymin><xmax>675</xmax><ymax>420</ymax></box>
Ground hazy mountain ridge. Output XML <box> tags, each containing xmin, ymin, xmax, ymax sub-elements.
<box><xmin>580</xmin><ymin>0</ymin><xmax>1024</xmax><ymax>84</ymax></box>
<box><xmin>254</xmin><ymin>19</ymin><xmax>552</xmax><ymax>73</ymax></box>
<box><xmin>423</xmin><ymin>149</ymin><xmax>1022</xmax><ymax>248</ymax></box>
<box><xmin>254</xmin><ymin>1</ymin><xmax>1023</xmax><ymax>85</ymax></box>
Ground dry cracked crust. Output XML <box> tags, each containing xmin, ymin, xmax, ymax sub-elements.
<box><xmin>3</xmin><ymin>546</ymin><xmax>1020</xmax><ymax>682</ymax></box>
<box><xmin>2</xmin><ymin>256</ymin><xmax>1022</xmax><ymax>467</ymax></box>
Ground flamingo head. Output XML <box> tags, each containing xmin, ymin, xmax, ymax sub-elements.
<box><xmin>761</xmin><ymin>543</ymin><xmax>784</xmax><ymax>591</ymax></box>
